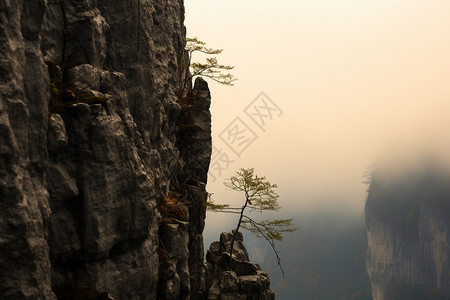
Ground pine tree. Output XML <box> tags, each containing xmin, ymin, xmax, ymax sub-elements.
<box><xmin>178</xmin><ymin>37</ymin><xmax>236</xmax><ymax>98</ymax></box>
<box><xmin>207</xmin><ymin>168</ymin><xmax>297</xmax><ymax>276</ymax></box>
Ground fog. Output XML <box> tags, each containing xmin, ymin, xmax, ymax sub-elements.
<box><xmin>184</xmin><ymin>4</ymin><xmax>450</xmax><ymax>299</ymax></box>
<box><xmin>185</xmin><ymin>1</ymin><xmax>450</xmax><ymax>238</ymax></box>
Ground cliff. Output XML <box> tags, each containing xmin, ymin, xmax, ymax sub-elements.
<box><xmin>0</xmin><ymin>1</ymin><xmax>276</xmax><ymax>299</ymax></box>
<box><xmin>0</xmin><ymin>1</ymin><xmax>211</xmax><ymax>299</ymax></box>
<box><xmin>365</xmin><ymin>164</ymin><xmax>450</xmax><ymax>300</ymax></box>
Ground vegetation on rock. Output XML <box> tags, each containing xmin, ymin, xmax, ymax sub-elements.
<box><xmin>178</xmin><ymin>37</ymin><xmax>236</xmax><ymax>99</ymax></box>
<box><xmin>208</xmin><ymin>168</ymin><xmax>296</xmax><ymax>276</ymax></box>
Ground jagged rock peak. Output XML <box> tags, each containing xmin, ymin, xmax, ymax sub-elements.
<box><xmin>205</xmin><ymin>231</ymin><xmax>276</xmax><ymax>300</ymax></box>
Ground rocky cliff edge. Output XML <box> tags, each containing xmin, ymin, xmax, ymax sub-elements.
<box><xmin>0</xmin><ymin>1</ymin><xmax>276</xmax><ymax>300</ymax></box>
<box><xmin>0</xmin><ymin>1</ymin><xmax>212</xmax><ymax>299</ymax></box>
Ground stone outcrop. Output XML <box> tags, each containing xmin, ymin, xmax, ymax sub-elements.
<box><xmin>0</xmin><ymin>1</ymin><xmax>211</xmax><ymax>299</ymax></box>
<box><xmin>159</xmin><ymin>217</ymin><xmax>190</xmax><ymax>300</ymax></box>
<box><xmin>205</xmin><ymin>232</ymin><xmax>276</xmax><ymax>300</ymax></box>
<box><xmin>177</xmin><ymin>77</ymin><xmax>212</xmax><ymax>299</ymax></box>
<box><xmin>365</xmin><ymin>165</ymin><xmax>450</xmax><ymax>300</ymax></box>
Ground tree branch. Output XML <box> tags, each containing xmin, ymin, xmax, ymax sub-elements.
<box><xmin>242</xmin><ymin>215</ymin><xmax>285</xmax><ymax>278</ymax></box>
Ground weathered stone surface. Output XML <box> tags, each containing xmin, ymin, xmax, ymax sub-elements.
<box><xmin>220</xmin><ymin>293</ymin><xmax>241</xmax><ymax>300</ymax></box>
<box><xmin>239</xmin><ymin>275</ymin><xmax>263</xmax><ymax>293</ymax></box>
<box><xmin>159</xmin><ymin>263</ymin><xmax>181</xmax><ymax>300</ymax></box>
<box><xmin>63</xmin><ymin>2</ymin><xmax>109</xmax><ymax>67</ymax></box>
<box><xmin>52</xmin><ymin>237</ymin><xmax>159</xmax><ymax>300</ymax></box>
<box><xmin>96</xmin><ymin>0</ymin><xmax>185</xmax><ymax>191</ymax></box>
<box><xmin>47</xmin><ymin>163</ymin><xmax>80</xmax><ymax>264</ymax></box>
<box><xmin>159</xmin><ymin>221</ymin><xmax>190</xmax><ymax>300</ymax></box>
<box><xmin>206</xmin><ymin>231</ymin><xmax>250</xmax><ymax>265</ymax></box>
<box><xmin>67</xmin><ymin>64</ymin><xmax>102</xmax><ymax>91</ymax></box>
<box><xmin>220</xmin><ymin>271</ymin><xmax>239</xmax><ymax>293</ymax></box>
<box><xmin>170</xmin><ymin>77</ymin><xmax>212</xmax><ymax>299</ymax></box>
<box><xmin>177</xmin><ymin>77</ymin><xmax>212</xmax><ymax>184</ymax></box>
<box><xmin>1</xmin><ymin>0</ymin><xmax>203</xmax><ymax>299</ymax></box>
<box><xmin>41</xmin><ymin>2</ymin><xmax>65</xmax><ymax>63</ymax></box>
<box><xmin>207</xmin><ymin>280</ymin><xmax>221</xmax><ymax>300</ymax></box>
<box><xmin>206</xmin><ymin>232</ymin><xmax>275</xmax><ymax>300</ymax></box>
<box><xmin>0</xmin><ymin>1</ymin><xmax>54</xmax><ymax>299</ymax></box>
<box><xmin>48</xmin><ymin>114</ymin><xmax>68</xmax><ymax>154</ymax></box>
<box><xmin>186</xmin><ymin>184</ymin><xmax>209</xmax><ymax>299</ymax></box>
<box><xmin>47</xmin><ymin>74</ymin><xmax>161</xmax><ymax>299</ymax></box>
<box><xmin>220</xmin><ymin>231</ymin><xmax>250</xmax><ymax>261</ymax></box>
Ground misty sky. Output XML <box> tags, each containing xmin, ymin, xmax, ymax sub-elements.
<box><xmin>185</xmin><ymin>0</ymin><xmax>450</xmax><ymax>232</ymax></box>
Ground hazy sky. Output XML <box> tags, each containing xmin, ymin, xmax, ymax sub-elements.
<box><xmin>185</xmin><ymin>0</ymin><xmax>450</xmax><ymax>228</ymax></box>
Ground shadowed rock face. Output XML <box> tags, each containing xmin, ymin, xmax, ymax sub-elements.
<box><xmin>177</xmin><ymin>77</ymin><xmax>212</xmax><ymax>299</ymax></box>
<box><xmin>1</xmin><ymin>1</ymin><xmax>54</xmax><ymax>299</ymax></box>
<box><xmin>0</xmin><ymin>1</ymin><xmax>211</xmax><ymax>299</ymax></box>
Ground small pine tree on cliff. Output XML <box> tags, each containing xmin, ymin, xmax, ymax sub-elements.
<box><xmin>207</xmin><ymin>168</ymin><xmax>297</xmax><ymax>277</ymax></box>
<box><xmin>178</xmin><ymin>37</ymin><xmax>236</xmax><ymax>98</ymax></box>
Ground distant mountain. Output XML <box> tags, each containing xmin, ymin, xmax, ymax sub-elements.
<box><xmin>365</xmin><ymin>163</ymin><xmax>450</xmax><ymax>300</ymax></box>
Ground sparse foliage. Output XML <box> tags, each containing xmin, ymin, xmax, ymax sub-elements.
<box><xmin>179</xmin><ymin>37</ymin><xmax>236</xmax><ymax>98</ymax></box>
<box><xmin>208</xmin><ymin>168</ymin><xmax>297</xmax><ymax>277</ymax></box>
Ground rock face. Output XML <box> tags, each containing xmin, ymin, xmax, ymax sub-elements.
<box><xmin>1</xmin><ymin>1</ymin><xmax>54</xmax><ymax>299</ymax></box>
<box><xmin>205</xmin><ymin>232</ymin><xmax>276</xmax><ymax>300</ymax></box>
<box><xmin>0</xmin><ymin>1</ymin><xmax>211</xmax><ymax>299</ymax></box>
<box><xmin>365</xmin><ymin>166</ymin><xmax>450</xmax><ymax>300</ymax></box>
<box><xmin>0</xmin><ymin>2</ymin><xmax>274</xmax><ymax>299</ymax></box>
<box><xmin>177</xmin><ymin>77</ymin><xmax>212</xmax><ymax>299</ymax></box>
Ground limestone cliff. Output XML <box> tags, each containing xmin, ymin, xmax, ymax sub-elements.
<box><xmin>0</xmin><ymin>1</ymin><xmax>210</xmax><ymax>299</ymax></box>
<box><xmin>365</xmin><ymin>165</ymin><xmax>450</xmax><ymax>300</ymax></box>
<box><xmin>0</xmin><ymin>1</ymin><xmax>276</xmax><ymax>299</ymax></box>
